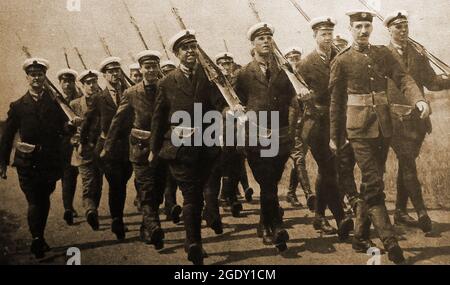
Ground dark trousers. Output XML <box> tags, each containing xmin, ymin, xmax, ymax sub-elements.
<box><xmin>289</xmin><ymin>133</ymin><xmax>312</xmax><ymax>195</ymax></box>
<box><xmin>391</xmin><ymin>134</ymin><xmax>427</xmax><ymax>215</ymax></box>
<box><xmin>246</xmin><ymin>151</ymin><xmax>289</xmax><ymax>228</ymax></box>
<box><xmin>221</xmin><ymin>147</ymin><xmax>242</xmax><ymax>204</ymax></box>
<box><xmin>17</xmin><ymin>167</ymin><xmax>58</xmax><ymax>239</ymax></box>
<box><xmin>167</xmin><ymin>147</ymin><xmax>219</xmax><ymax>246</ymax></box>
<box><xmin>350</xmin><ymin>136</ymin><xmax>398</xmax><ymax>247</ymax></box>
<box><xmin>164</xmin><ymin>171</ymin><xmax>178</xmax><ymax>213</ymax></box>
<box><xmin>62</xmin><ymin>164</ymin><xmax>78</xmax><ymax>211</ymax></box>
<box><xmin>336</xmin><ymin>144</ymin><xmax>359</xmax><ymax>206</ymax></box>
<box><xmin>203</xmin><ymin>157</ymin><xmax>222</xmax><ymax>225</ymax></box>
<box><xmin>78</xmin><ymin>161</ymin><xmax>103</xmax><ymax>215</ymax></box>
<box><xmin>302</xmin><ymin>115</ymin><xmax>344</xmax><ymax>222</ymax></box>
<box><xmin>102</xmin><ymin>159</ymin><xmax>133</xmax><ymax>220</ymax></box>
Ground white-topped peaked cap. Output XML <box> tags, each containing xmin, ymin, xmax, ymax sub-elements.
<box><xmin>247</xmin><ymin>22</ymin><xmax>274</xmax><ymax>41</ymax></box>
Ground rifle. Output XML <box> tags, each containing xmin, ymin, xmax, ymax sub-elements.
<box><xmin>122</xmin><ymin>0</ymin><xmax>149</xmax><ymax>50</ymax></box>
<box><xmin>170</xmin><ymin>2</ymin><xmax>243</xmax><ymax>111</ymax></box>
<box><xmin>223</xmin><ymin>39</ymin><xmax>229</xmax><ymax>52</ymax></box>
<box><xmin>359</xmin><ymin>0</ymin><xmax>450</xmax><ymax>75</ymax></box>
<box><xmin>15</xmin><ymin>33</ymin><xmax>80</xmax><ymax>122</ymax></box>
<box><xmin>247</xmin><ymin>0</ymin><xmax>312</xmax><ymax>97</ymax></box>
<box><xmin>88</xmin><ymin>11</ymin><xmax>134</xmax><ymax>87</ymax></box>
<box><xmin>287</xmin><ymin>0</ymin><xmax>342</xmax><ymax>52</ymax></box>
<box><xmin>154</xmin><ymin>22</ymin><xmax>171</xmax><ymax>60</ymax></box>
<box><xmin>63</xmin><ymin>47</ymin><xmax>71</xmax><ymax>68</ymax></box>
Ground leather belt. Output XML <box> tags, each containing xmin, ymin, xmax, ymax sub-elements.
<box><xmin>347</xmin><ymin>92</ymin><xmax>388</xmax><ymax>106</ymax></box>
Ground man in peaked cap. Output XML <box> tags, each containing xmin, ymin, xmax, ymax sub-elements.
<box><xmin>333</xmin><ymin>34</ymin><xmax>349</xmax><ymax>50</ymax></box>
<box><xmin>129</xmin><ymin>63</ymin><xmax>143</xmax><ymax>84</ymax></box>
<box><xmin>214</xmin><ymin>51</ymin><xmax>253</xmax><ymax>212</ymax></box>
<box><xmin>0</xmin><ymin>58</ymin><xmax>69</xmax><ymax>258</ymax></box>
<box><xmin>70</xmin><ymin>70</ymin><xmax>103</xmax><ymax>231</ymax></box>
<box><xmin>80</xmin><ymin>56</ymin><xmax>133</xmax><ymax>241</ymax></box>
<box><xmin>56</xmin><ymin>68</ymin><xmax>82</xmax><ymax>226</ymax></box>
<box><xmin>150</xmin><ymin>29</ymin><xmax>228</xmax><ymax>264</ymax></box>
<box><xmin>103</xmin><ymin>50</ymin><xmax>178</xmax><ymax>250</ymax></box>
<box><xmin>295</xmin><ymin>16</ymin><xmax>355</xmax><ymax>239</ymax></box>
<box><xmin>329</xmin><ymin>10</ymin><xmax>431</xmax><ymax>264</ymax></box>
<box><xmin>234</xmin><ymin>22</ymin><xmax>300</xmax><ymax>252</ymax></box>
<box><xmin>283</xmin><ymin>46</ymin><xmax>311</xmax><ymax>209</ymax></box>
<box><xmin>383</xmin><ymin>10</ymin><xmax>450</xmax><ymax>233</ymax></box>
<box><xmin>160</xmin><ymin>60</ymin><xmax>177</xmax><ymax>76</ymax></box>
<box><xmin>284</xmin><ymin>47</ymin><xmax>302</xmax><ymax>67</ymax></box>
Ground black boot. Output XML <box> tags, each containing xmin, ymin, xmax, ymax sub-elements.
<box><xmin>244</xmin><ymin>187</ymin><xmax>254</xmax><ymax>202</ymax></box>
<box><xmin>418</xmin><ymin>214</ymin><xmax>432</xmax><ymax>233</ymax></box>
<box><xmin>30</xmin><ymin>237</ymin><xmax>46</xmax><ymax>259</ymax></box>
<box><xmin>187</xmin><ymin>243</ymin><xmax>204</xmax><ymax>265</ymax></box>
<box><xmin>141</xmin><ymin>205</ymin><xmax>164</xmax><ymax>249</ymax></box>
<box><xmin>86</xmin><ymin>210</ymin><xmax>100</xmax><ymax>231</ymax></box>
<box><xmin>111</xmin><ymin>218</ymin><xmax>126</xmax><ymax>241</ymax></box>
<box><xmin>394</xmin><ymin>210</ymin><xmax>417</xmax><ymax>227</ymax></box>
<box><xmin>337</xmin><ymin>216</ymin><xmax>354</xmax><ymax>241</ymax></box>
<box><xmin>352</xmin><ymin>199</ymin><xmax>373</xmax><ymax>253</ymax></box>
<box><xmin>63</xmin><ymin>209</ymin><xmax>74</xmax><ymax>226</ymax></box>
<box><xmin>286</xmin><ymin>193</ymin><xmax>302</xmax><ymax>208</ymax></box>
<box><xmin>313</xmin><ymin>216</ymin><xmax>337</xmax><ymax>235</ymax></box>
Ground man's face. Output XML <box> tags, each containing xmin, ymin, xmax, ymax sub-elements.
<box><xmin>217</xmin><ymin>58</ymin><xmax>234</xmax><ymax>75</ymax></box>
<box><xmin>252</xmin><ymin>34</ymin><xmax>273</xmax><ymax>56</ymax></box>
<box><xmin>161</xmin><ymin>65</ymin><xmax>176</xmax><ymax>76</ymax></box>
<box><xmin>60</xmin><ymin>76</ymin><xmax>76</xmax><ymax>94</ymax></box>
<box><xmin>130</xmin><ymin>69</ymin><xmax>143</xmax><ymax>84</ymax></box>
<box><xmin>389</xmin><ymin>22</ymin><xmax>409</xmax><ymax>44</ymax></box>
<box><xmin>140</xmin><ymin>61</ymin><xmax>160</xmax><ymax>83</ymax></box>
<box><xmin>286</xmin><ymin>53</ymin><xmax>301</xmax><ymax>66</ymax></box>
<box><xmin>82</xmin><ymin>77</ymin><xmax>99</xmax><ymax>95</ymax></box>
<box><xmin>176</xmin><ymin>41</ymin><xmax>198</xmax><ymax>67</ymax></box>
<box><xmin>103</xmin><ymin>66</ymin><xmax>122</xmax><ymax>84</ymax></box>
<box><xmin>26</xmin><ymin>67</ymin><xmax>46</xmax><ymax>90</ymax></box>
<box><xmin>314</xmin><ymin>29</ymin><xmax>334</xmax><ymax>50</ymax></box>
<box><xmin>349</xmin><ymin>21</ymin><xmax>373</xmax><ymax>46</ymax></box>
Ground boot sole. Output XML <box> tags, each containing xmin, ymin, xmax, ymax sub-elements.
<box><xmin>187</xmin><ymin>244</ymin><xmax>204</xmax><ymax>265</ymax></box>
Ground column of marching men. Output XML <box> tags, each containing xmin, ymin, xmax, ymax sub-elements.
<box><xmin>1</xmin><ymin>9</ymin><xmax>449</xmax><ymax>265</ymax></box>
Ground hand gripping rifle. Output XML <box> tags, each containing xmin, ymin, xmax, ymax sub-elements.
<box><xmin>359</xmin><ymin>0</ymin><xmax>450</xmax><ymax>75</ymax></box>
<box><xmin>170</xmin><ymin>3</ymin><xmax>243</xmax><ymax>112</ymax></box>
<box><xmin>247</xmin><ymin>0</ymin><xmax>313</xmax><ymax>101</ymax></box>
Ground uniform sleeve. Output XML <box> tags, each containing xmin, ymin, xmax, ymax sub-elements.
<box><xmin>0</xmin><ymin>103</ymin><xmax>20</xmax><ymax>165</ymax></box>
<box><xmin>150</xmin><ymin>85</ymin><xmax>170</xmax><ymax>154</ymax></box>
<box><xmin>103</xmin><ymin>90</ymin><xmax>133</xmax><ymax>153</ymax></box>
<box><xmin>385</xmin><ymin>49</ymin><xmax>425</xmax><ymax>105</ymax></box>
<box><xmin>329</xmin><ymin>56</ymin><xmax>348</xmax><ymax>146</ymax></box>
<box><xmin>234</xmin><ymin>69</ymin><xmax>248</xmax><ymax>105</ymax></box>
<box><xmin>80</xmin><ymin>94</ymin><xmax>100</xmax><ymax>145</ymax></box>
<box><xmin>420</xmin><ymin>54</ymin><xmax>450</xmax><ymax>91</ymax></box>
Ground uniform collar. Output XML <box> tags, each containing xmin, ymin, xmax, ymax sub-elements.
<box><xmin>352</xmin><ymin>42</ymin><xmax>371</xmax><ymax>53</ymax></box>
<box><xmin>180</xmin><ymin>63</ymin><xmax>197</xmax><ymax>79</ymax></box>
<box><xmin>28</xmin><ymin>88</ymin><xmax>44</xmax><ymax>101</ymax></box>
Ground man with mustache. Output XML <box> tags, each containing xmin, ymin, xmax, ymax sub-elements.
<box><xmin>329</xmin><ymin>10</ymin><xmax>431</xmax><ymax>264</ymax></box>
<box><xmin>80</xmin><ymin>57</ymin><xmax>133</xmax><ymax>241</ymax></box>
<box><xmin>296</xmin><ymin>17</ymin><xmax>355</xmax><ymax>238</ymax></box>
<box><xmin>383</xmin><ymin>10</ymin><xmax>450</xmax><ymax>232</ymax></box>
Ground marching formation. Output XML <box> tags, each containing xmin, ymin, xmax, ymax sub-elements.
<box><xmin>1</xmin><ymin>4</ymin><xmax>449</xmax><ymax>265</ymax></box>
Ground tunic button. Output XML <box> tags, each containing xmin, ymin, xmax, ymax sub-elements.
<box><xmin>370</xmin><ymin>77</ymin><xmax>374</xmax><ymax>81</ymax></box>
<box><xmin>368</xmin><ymin>64</ymin><xmax>372</xmax><ymax>68</ymax></box>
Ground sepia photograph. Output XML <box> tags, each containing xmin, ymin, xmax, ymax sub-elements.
<box><xmin>0</xmin><ymin>0</ymin><xmax>449</xmax><ymax>269</ymax></box>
